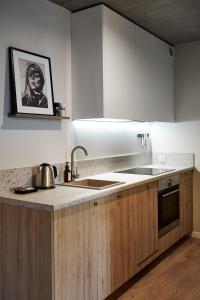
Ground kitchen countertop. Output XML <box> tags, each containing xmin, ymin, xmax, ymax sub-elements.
<box><xmin>0</xmin><ymin>164</ymin><xmax>193</xmax><ymax>211</ymax></box>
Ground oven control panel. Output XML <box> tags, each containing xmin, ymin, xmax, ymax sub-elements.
<box><xmin>158</xmin><ymin>174</ymin><xmax>179</xmax><ymax>191</ymax></box>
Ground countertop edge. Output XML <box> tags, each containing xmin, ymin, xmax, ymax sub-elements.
<box><xmin>0</xmin><ymin>166</ymin><xmax>194</xmax><ymax>211</ymax></box>
<box><xmin>0</xmin><ymin>197</ymin><xmax>54</xmax><ymax>211</ymax></box>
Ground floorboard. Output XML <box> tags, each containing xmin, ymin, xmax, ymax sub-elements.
<box><xmin>118</xmin><ymin>238</ymin><xmax>200</xmax><ymax>300</ymax></box>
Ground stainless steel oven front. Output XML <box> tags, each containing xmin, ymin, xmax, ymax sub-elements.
<box><xmin>158</xmin><ymin>175</ymin><xmax>180</xmax><ymax>238</ymax></box>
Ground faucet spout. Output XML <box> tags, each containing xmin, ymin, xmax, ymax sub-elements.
<box><xmin>71</xmin><ymin>146</ymin><xmax>88</xmax><ymax>181</ymax></box>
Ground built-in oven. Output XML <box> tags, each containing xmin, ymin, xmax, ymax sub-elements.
<box><xmin>158</xmin><ymin>175</ymin><xmax>180</xmax><ymax>238</ymax></box>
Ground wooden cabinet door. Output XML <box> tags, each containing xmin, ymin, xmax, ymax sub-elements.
<box><xmin>185</xmin><ymin>200</ymin><xmax>192</xmax><ymax>234</ymax></box>
<box><xmin>135</xmin><ymin>182</ymin><xmax>158</xmax><ymax>266</ymax></box>
<box><xmin>180</xmin><ymin>172</ymin><xmax>193</xmax><ymax>236</ymax></box>
<box><xmin>54</xmin><ymin>201</ymin><xmax>99</xmax><ymax>300</ymax></box>
<box><xmin>96</xmin><ymin>188</ymin><xmax>137</xmax><ymax>299</ymax></box>
<box><xmin>54</xmin><ymin>189</ymin><xmax>137</xmax><ymax>300</ymax></box>
<box><xmin>180</xmin><ymin>200</ymin><xmax>193</xmax><ymax>237</ymax></box>
<box><xmin>0</xmin><ymin>204</ymin><xmax>53</xmax><ymax>300</ymax></box>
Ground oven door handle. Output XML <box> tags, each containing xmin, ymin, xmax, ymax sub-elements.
<box><xmin>161</xmin><ymin>189</ymin><xmax>180</xmax><ymax>198</ymax></box>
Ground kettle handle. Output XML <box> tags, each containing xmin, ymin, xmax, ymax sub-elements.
<box><xmin>53</xmin><ymin>166</ymin><xmax>57</xmax><ymax>178</ymax></box>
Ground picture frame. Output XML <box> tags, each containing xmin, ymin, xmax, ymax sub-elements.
<box><xmin>9</xmin><ymin>47</ymin><xmax>55</xmax><ymax>116</ymax></box>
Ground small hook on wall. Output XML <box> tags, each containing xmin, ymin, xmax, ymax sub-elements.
<box><xmin>137</xmin><ymin>133</ymin><xmax>150</xmax><ymax>149</ymax></box>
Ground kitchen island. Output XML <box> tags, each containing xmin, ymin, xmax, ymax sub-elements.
<box><xmin>0</xmin><ymin>166</ymin><xmax>193</xmax><ymax>300</ymax></box>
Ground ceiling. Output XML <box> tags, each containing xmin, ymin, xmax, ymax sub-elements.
<box><xmin>49</xmin><ymin>0</ymin><xmax>200</xmax><ymax>45</ymax></box>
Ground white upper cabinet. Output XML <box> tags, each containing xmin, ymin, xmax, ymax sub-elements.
<box><xmin>135</xmin><ymin>27</ymin><xmax>175</xmax><ymax>121</ymax></box>
<box><xmin>72</xmin><ymin>5</ymin><xmax>175</xmax><ymax>121</ymax></box>
<box><xmin>72</xmin><ymin>6</ymin><xmax>104</xmax><ymax>119</ymax></box>
<box><xmin>102</xmin><ymin>7</ymin><xmax>137</xmax><ymax>120</ymax></box>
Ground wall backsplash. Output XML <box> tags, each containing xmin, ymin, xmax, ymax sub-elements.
<box><xmin>152</xmin><ymin>153</ymin><xmax>194</xmax><ymax>167</ymax></box>
<box><xmin>0</xmin><ymin>153</ymin><xmax>151</xmax><ymax>193</ymax></box>
<box><xmin>0</xmin><ymin>167</ymin><xmax>32</xmax><ymax>193</ymax></box>
<box><xmin>0</xmin><ymin>152</ymin><xmax>194</xmax><ymax>193</ymax></box>
<box><xmin>0</xmin><ymin>164</ymin><xmax>65</xmax><ymax>193</ymax></box>
<box><xmin>76</xmin><ymin>153</ymin><xmax>151</xmax><ymax>177</ymax></box>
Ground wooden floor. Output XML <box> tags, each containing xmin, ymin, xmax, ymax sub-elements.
<box><xmin>118</xmin><ymin>238</ymin><xmax>200</xmax><ymax>300</ymax></box>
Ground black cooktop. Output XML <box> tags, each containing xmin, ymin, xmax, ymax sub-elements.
<box><xmin>116</xmin><ymin>167</ymin><xmax>175</xmax><ymax>176</ymax></box>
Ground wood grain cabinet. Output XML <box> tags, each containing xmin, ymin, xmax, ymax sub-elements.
<box><xmin>180</xmin><ymin>171</ymin><xmax>193</xmax><ymax>237</ymax></box>
<box><xmin>0</xmin><ymin>174</ymin><xmax>193</xmax><ymax>300</ymax></box>
<box><xmin>53</xmin><ymin>185</ymin><xmax>158</xmax><ymax>299</ymax></box>
<box><xmin>158</xmin><ymin>171</ymin><xmax>193</xmax><ymax>255</ymax></box>
<box><xmin>53</xmin><ymin>201</ymin><xmax>99</xmax><ymax>300</ymax></box>
<box><xmin>0</xmin><ymin>189</ymin><xmax>138</xmax><ymax>300</ymax></box>
<box><xmin>54</xmin><ymin>188</ymin><xmax>138</xmax><ymax>300</ymax></box>
<box><xmin>0</xmin><ymin>204</ymin><xmax>53</xmax><ymax>300</ymax></box>
<box><xmin>95</xmin><ymin>188</ymin><xmax>137</xmax><ymax>299</ymax></box>
<box><xmin>134</xmin><ymin>182</ymin><xmax>158</xmax><ymax>266</ymax></box>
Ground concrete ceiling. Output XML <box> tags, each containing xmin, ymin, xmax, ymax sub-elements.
<box><xmin>49</xmin><ymin>0</ymin><xmax>200</xmax><ymax>45</ymax></box>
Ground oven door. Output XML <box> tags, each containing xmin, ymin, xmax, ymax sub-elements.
<box><xmin>158</xmin><ymin>185</ymin><xmax>180</xmax><ymax>237</ymax></box>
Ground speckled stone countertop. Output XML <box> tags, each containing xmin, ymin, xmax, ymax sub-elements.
<box><xmin>0</xmin><ymin>165</ymin><xmax>193</xmax><ymax>211</ymax></box>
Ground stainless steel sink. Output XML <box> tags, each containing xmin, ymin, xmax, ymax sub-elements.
<box><xmin>58</xmin><ymin>179</ymin><xmax>125</xmax><ymax>190</ymax></box>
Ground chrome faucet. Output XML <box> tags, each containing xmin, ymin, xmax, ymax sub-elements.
<box><xmin>71</xmin><ymin>146</ymin><xmax>88</xmax><ymax>181</ymax></box>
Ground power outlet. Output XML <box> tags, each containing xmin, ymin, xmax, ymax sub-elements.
<box><xmin>159</xmin><ymin>154</ymin><xmax>166</xmax><ymax>163</ymax></box>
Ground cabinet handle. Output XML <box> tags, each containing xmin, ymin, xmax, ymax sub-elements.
<box><xmin>118</xmin><ymin>194</ymin><xmax>122</xmax><ymax>199</ymax></box>
<box><xmin>94</xmin><ymin>202</ymin><xmax>98</xmax><ymax>206</ymax></box>
<box><xmin>162</xmin><ymin>189</ymin><xmax>180</xmax><ymax>198</ymax></box>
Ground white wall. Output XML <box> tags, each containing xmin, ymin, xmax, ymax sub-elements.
<box><xmin>151</xmin><ymin>121</ymin><xmax>200</xmax><ymax>234</ymax></box>
<box><xmin>151</xmin><ymin>41</ymin><xmax>200</xmax><ymax>170</ymax></box>
<box><xmin>151</xmin><ymin>121</ymin><xmax>200</xmax><ymax>169</ymax></box>
<box><xmin>0</xmin><ymin>0</ymin><xmax>71</xmax><ymax>170</ymax></box>
<box><xmin>73</xmin><ymin>120</ymin><xmax>151</xmax><ymax>160</ymax></box>
<box><xmin>151</xmin><ymin>41</ymin><xmax>200</xmax><ymax>233</ymax></box>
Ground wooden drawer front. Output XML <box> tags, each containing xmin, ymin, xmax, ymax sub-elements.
<box><xmin>180</xmin><ymin>200</ymin><xmax>193</xmax><ymax>237</ymax></box>
<box><xmin>158</xmin><ymin>226</ymin><xmax>181</xmax><ymax>255</ymax></box>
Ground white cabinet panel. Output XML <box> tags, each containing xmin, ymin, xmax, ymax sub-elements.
<box><xmin>72</xmin><ymin>5</ymin><xmax>175</xmax><ymax>122</ymax></box>
<box><xmin>103</xmin><ymin>7</ymin><xmax>137</xmax><ymax>119</ymax></box>
<box><xmin>135</xmin><ymin>27</ymin><xmax>174</xmax><ymax>121</ymax></box>
<box><xmin>72</xmin><ymin>6</ymin><xmax>104</xmax><ymax>120</ymax></box>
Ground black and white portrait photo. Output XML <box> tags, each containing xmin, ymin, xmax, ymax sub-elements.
<box><xmin>21</xmin><ymin>60</ymin><xmax>48</xmax><ymax>108</ymax></box>
<box><xmin>10</xmin><ymin>48</ymin><xmax>54</xmax><ymax>115</ymax></box>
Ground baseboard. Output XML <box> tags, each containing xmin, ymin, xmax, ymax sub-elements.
<box><xmin>192</xmin><ymin>231</ymin><xmax>200</xmax><ymax>239</ymax></box>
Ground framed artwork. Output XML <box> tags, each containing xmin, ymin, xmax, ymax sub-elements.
<box><xmin>9</xmin><ymin>47</ymin><xmax>54</xmax><ymax>116</ymax></box>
